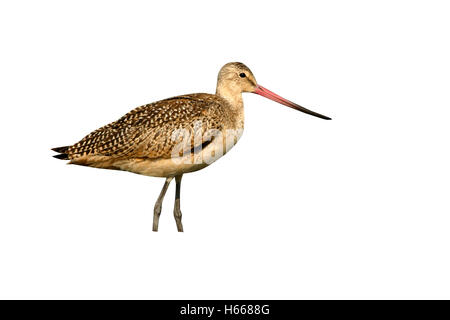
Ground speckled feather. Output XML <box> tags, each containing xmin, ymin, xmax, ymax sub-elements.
<box><xmin>65</xmin><ymin>94</ymin><xmax>231</xmax><ymax>164</ymax></box>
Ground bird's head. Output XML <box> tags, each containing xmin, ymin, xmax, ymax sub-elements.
<box><xmin>217</xmin><ymin>62</ymin><xmax>258</xmax><ymax>94</ymax></box>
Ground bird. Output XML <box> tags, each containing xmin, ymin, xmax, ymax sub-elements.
<box><xmin>52</xmin><ymin>62</ymin><xmax>331</xmax><ymax>232</ymax></box>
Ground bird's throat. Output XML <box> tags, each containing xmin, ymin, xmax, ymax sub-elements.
<box><xmin>216</xmin><ymin>86</ymin><xmax>244</xmax><ymax>130</ymax></box>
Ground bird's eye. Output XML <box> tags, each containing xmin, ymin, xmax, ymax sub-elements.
<box><xmin>239</xmin><ymin>73</ymin><xmax>246</xmax><ymax>78</ymax></box>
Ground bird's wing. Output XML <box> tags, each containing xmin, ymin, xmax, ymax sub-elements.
<box><xmin>66</xmin><ymin>94</ymin><xmax>226</xmax><ymax>161</ymax></box>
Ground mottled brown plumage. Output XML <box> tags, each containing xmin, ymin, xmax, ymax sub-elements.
<box><xmin>63</xmin><ymin>94</ymin><xmax>230</xmax><ymax>162</ymax></box>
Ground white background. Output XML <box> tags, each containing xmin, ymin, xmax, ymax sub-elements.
<box><xmin>0</xmin><ymin>0</ymin><xmax>449</xmax><ymax>299</ymax></box>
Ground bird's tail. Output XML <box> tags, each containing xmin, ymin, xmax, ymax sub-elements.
<box><xmin>52</xmin><ymin>146</ymin><xmax>70</xmax><ymax>160</ymax></box>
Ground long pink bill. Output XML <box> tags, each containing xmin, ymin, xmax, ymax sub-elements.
<box><xmin>253</xmin><ymin>85</ymin><xmax>331</xmax><ymax>120</ymax></box>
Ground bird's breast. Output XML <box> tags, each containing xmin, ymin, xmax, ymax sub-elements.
<box><xmin>113</xmin><ymin>127</ymin><xmax>243</xmax><ymax>177</ymax></box>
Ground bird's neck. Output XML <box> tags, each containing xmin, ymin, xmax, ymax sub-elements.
<box><xmin>216</xmin><ymin>84</ymin><xmax>243</xmax><ymax>107</ymax></box>
<box><xmin>216</xmin><ymin>85</ymin><xmax>244</xmax><ymax>129</ymax></box>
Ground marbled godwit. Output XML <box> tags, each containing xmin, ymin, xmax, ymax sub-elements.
<box><xmin>52</xmin><ymin>62</ymin><xmax>331</xmax><ymax>232</ymax></box>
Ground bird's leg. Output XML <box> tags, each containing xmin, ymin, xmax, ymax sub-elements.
<box><xmin>174</xmin><ymin>175</ymin><xmax>184</xmax><ymax>232</ymax></box>
<box><xmin>152</xmin><ymin>177</ymin><xmax>173</xmax><ymax>232</ymax></box>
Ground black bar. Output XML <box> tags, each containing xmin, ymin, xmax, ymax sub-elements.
<box><xmin>0</xmin><ymin>300</ymin><xmax>448</xmax><ymax>319</ymax></box>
